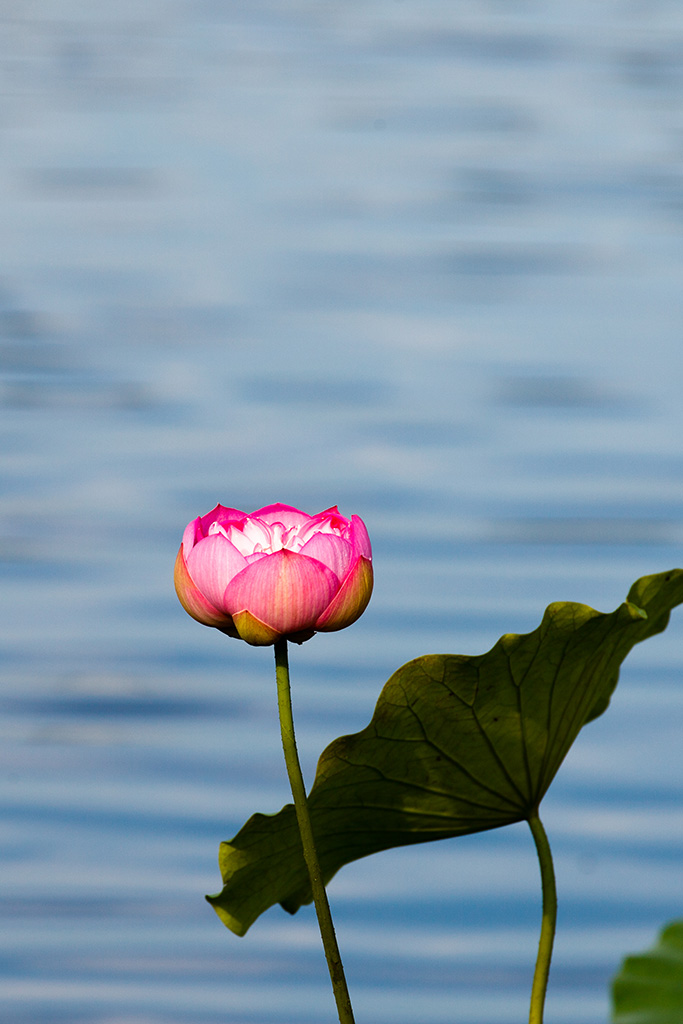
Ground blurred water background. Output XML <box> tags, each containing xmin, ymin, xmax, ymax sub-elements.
<box><xmin>1</xmin><ymin>1</ymin><xmax>683</xmax><ymax>1022</ymax></box>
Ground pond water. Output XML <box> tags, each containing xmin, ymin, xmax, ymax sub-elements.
<box><xmin>2</xmin><ymin>2</ymin><xmax>683</xmax><ymax>1022</ymax></box>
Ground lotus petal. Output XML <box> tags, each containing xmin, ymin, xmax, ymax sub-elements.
<box><xmin>185</xmin><ymin>533</ymin><xmax>248</xmax><ymax>611</ymax></box>
<box><xmin>299</xmin><ymin>532</ymin><xmax>352</xmax><ymax>581</ymax></box>
<box><xmin>223</xmin><ymin>549</ymin><xmax>338</xmax><ymax>635</ymax></box>
<box><xmin>174</xmin><ymin>546</ymin><xmax>233</xmax><ymax>627</ymax></box>
<box><xmin>316</xmin><ymin>556</ymin><xmax>373</xmax><ymax>632</ymax></box>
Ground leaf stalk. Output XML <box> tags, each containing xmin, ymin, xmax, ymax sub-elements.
<box><xmin>274</xmin><ymin>638</ymin><xmax>356</xmax><ymax>1024</ymax></box>
<box><xmin>527</xmin><ymin>811</ymin><xmax>557</xmax><ymax>1024</ymax></box>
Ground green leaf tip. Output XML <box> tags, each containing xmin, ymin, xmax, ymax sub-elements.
<box><xmin>209</xmin><ymin>569</ymin><xmax>683</xmax><ymax>936</ymax></box>
<box><xmin>612</xmin><ymin>919</ymin><xmax>683</xmax><ymax>1023</ymax></box>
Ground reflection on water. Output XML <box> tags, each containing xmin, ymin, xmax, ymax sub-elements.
<box><xmin>1</xmin><ymin>1</ymin><xmax>683</xmax><ymax>1022</ymax></box>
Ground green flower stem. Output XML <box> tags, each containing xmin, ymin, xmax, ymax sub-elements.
<box><xmin>274</xmin><ymin>639</ymin><xmax>356</xmax><ymax>1024</ymax></box>
<box><xmin>528</xmin><ymin>811</ymin><xmax>557</xmax><ymax>1024</ymax></box>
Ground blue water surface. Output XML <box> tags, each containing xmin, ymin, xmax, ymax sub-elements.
<box><xmin>1</xmin><ymin>2</ymin><xmax>683</xmax><ymax>1022</ymax></box>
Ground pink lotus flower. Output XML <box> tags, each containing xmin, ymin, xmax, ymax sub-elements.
<box><xmin>174</xmin><ymin>503</ymin><xmax>373</xmax><ymax>646</ymax></box>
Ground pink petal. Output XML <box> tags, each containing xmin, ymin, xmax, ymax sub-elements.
<box><xmin>251</xmin><ymin>503</ymin><xmax>312</xmax><ymax>528</ymax></box>
<box><xmin>223</xmin><ymin>518</ymin><xmax>273</xmax><ymax>557</ymax></box>
<box><xmin>349</xmin><ymin>515</ymin><xmax>372</xmax><ymax>559</ymax></box>
<box><xmin>199</xmin><ymin>504</ymin><xmax>247</xmax><ymax>536</ymax></box>
<box><xmin>185</xmin><ymin>533</ymin><xmax>248</xmax><ymax>611</ymax></box>
<box><xmin>299</xmin><ymin>532</ymin><xmax>352</xmax><ymax>581</ymax></box>
<box><xmin>223</xmin><ymin>549</ymin><xmax>338</xmax><ymax>635</ymax></box>
<box><xmin>174</xmin><ymin>545</ymin><xmax>234</xmax><ymax>628</ymax></box>
<box><xmin>295</xmin><ymin>507</ymin><xmax>348</xmax><ymax>545</ymax></box>
<box><xmin>307</xmin><ymin>506</ymin><xmax>348</xmax><ymax>531</ymax></box>
<box><xmin>181</xmin><ymin>517</ymin><xmax>203</xmax><ymax>560</ymax></box>
<box><xmin>315</xmin><ymin>556</ymin><xmax>373</xmax><ymax>632</ymax></box>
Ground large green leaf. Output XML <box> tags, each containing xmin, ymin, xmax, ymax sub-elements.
<box><xmin>612</xmin><ymin>920</ymin><xmax>683</xmax><ymax>1023</ymax></box>
<box><xmin>208</xmin><ymin>569</ymin><xmax>683</xmax><ymax>936</ymax></box>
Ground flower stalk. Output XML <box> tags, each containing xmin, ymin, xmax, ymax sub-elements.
<box><xmin>274</xmin><ymin>638</ymin><xmax>356</xmax><ymax>1024</ymax></box>
<box><xmin>528</xmin><ymin>811</ymin><xmax>557</xmax><ymax>1024</ymax></box>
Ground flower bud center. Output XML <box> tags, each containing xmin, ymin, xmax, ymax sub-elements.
<box><xmin>208</xmin><ymin>515</ymin><xmax>341</xmax><ymax>558</ymax></box>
